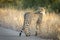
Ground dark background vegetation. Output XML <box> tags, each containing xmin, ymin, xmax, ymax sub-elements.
<box><xmin>0</xmin><ymin>0</ymin><xmax>60</xmax><ymax>12</ymax></box>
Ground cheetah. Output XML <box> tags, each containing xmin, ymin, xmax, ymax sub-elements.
<box><xmin>19</xmin><ymin>7</ymin><xmax>45</xmax><ymax>36</ymax></box>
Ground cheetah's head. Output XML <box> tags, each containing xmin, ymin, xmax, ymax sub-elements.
<box><xmin>35</xmin><ymin>7</ymin><xmax>46</xmax><ymax>15</ymax></box>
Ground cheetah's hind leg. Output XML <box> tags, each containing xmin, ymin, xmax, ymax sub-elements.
<box><xmin>19</xmin><ymin>31</ymin><xmax>23</xmax><ymax>36</ymax></box>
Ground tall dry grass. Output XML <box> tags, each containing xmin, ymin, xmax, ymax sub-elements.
<box><xmin>38</xmin><ymin>11</ymin><xmax>60</xmax><ymax>39</ymax></box>
<box><xmin>0</xmin><ymin>8</ymin><xmax>60</xmax><ymax>39</ymax></box>
<box><xmin>0</xmin><ymin>8</ymin><xmax>34</xmax><ymax>31</ymax></box>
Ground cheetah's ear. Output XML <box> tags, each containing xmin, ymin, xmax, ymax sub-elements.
<box><xmin>43</xmin><ymin>7</ymin><xmax>46</xmax><ymax>9</ymax></box>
